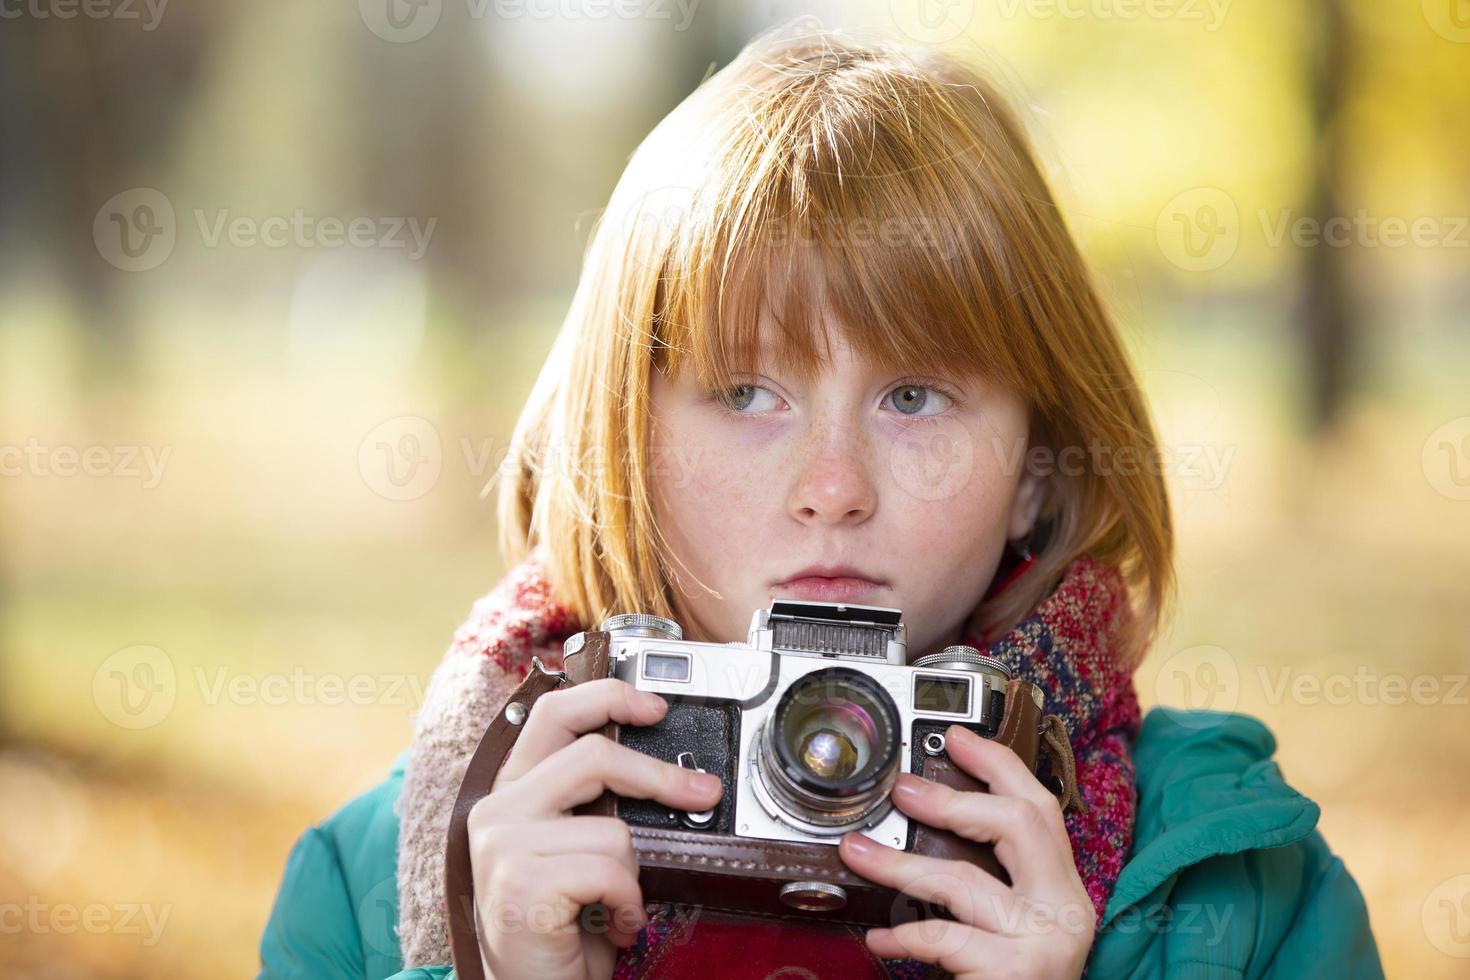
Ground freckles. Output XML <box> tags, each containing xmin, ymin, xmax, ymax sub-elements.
<box><xmin>885</xmin><ymin>415</ymin><xmax>1010</xmax><ymax>508</ymax></box>
<box><xmin>683</xmin><ymin>422</ymin><xmax>785</xmax><ymax>504</ymax></box>
<box><xmin>880</xmin><ymin>420</ymin><xmax>1017</xmax><ymax>554</ymax></box>
<box><xmin>655</xmin><ymin>422</ymin><xmax>783</xmax><ymax>560</ymax></box>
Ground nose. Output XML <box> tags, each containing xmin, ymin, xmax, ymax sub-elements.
<box><xmin>787</xmin><ymin>437</ymin><xmax>878</xmax><ymax>528</ymax></box>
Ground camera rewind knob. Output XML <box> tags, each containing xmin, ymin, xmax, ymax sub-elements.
<box><xmin>598</xmin><ymin>613</ymin><xmax>683</xmax><ymax>641</ymax></box>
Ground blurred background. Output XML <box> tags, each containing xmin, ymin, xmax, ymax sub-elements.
<box><xmin>1</xmin><ymin>0</ymin><xmax>1467</xmax><ymax>975</ymax></box>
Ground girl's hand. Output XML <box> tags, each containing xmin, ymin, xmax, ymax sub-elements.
<box><xmin>467</xmin><ymin>678</ymin><xmax>725</xmax><ymax>980</ymax></box>
<box><xmin>837</xmin><ymin>724</ymin><xmax>1094</xmax><ymax>979</ymax></box>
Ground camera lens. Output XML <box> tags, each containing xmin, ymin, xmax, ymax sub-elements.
<box><xmin>797</xmin><ymin>726</ymin><xmax>860</xmax><ymax>780</ymax></box>
<box><xmin>758</xmin><ymin>667</ymin><xmax>900</xmax><ymax>829</ymax></box>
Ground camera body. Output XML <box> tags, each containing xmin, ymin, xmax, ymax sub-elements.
<box><xmin>575</xmin><ymin>599</ymin><xmax>1043</xmax><ymax>855</ymax></box>
<box><xmin>444</xmin><ymin>598</ymin><xmax>1057</xmax><ymax>977</ymax></box>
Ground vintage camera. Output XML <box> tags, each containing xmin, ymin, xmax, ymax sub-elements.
<box><xmin>444</xmin><ymin>595</ymin><xmax>1057</xmax><ymax>978</ymax></box>
<box><xmin>578</xmin><ymin>599</ymin><xmax>1044</xmax><ymax>853</ymax></box>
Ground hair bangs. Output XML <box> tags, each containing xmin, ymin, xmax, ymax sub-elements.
<box><xmin>649</xmin><ymin>131</ymin><xmax>1037</xmax><ymax>402</ymax></box>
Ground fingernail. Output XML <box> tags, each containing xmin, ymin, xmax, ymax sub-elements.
<box><xmin>843</xmin><ymin>833</ymin><xmax>873</xmax><ymax>856</ymax></box>
<box><xmin>892</xmin><ymin>775</ymin><xmax>926</xmax><ymax>801</ymax></box>
<box><xmin>867</xmin><ymin>927</ymin><xmax>892</xmax><ymax>944</ymax></box>
<box><xmin>948</xmin><ymin>724</ymin><xmax>979</xmax><ymax>745</ymax></box>
<box><xmin>639</xmin><ymin>691</ymin><xmax>667</xmax><ymax>713</ymax></box>
<box><xmin>688</xmin><ymin>770</ymin><xmax>721</xmax><ymax>795</ymax></box>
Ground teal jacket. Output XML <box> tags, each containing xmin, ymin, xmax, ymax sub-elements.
<box><xmin>257</xmin><ymin>707</ymin><xmax>1385</xmax><ymax>978</ymax></box>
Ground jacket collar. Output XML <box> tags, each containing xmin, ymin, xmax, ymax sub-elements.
<box><xmin>1101</xmin><ymin>706</ymin><xmax>1321</xmax><ymax>928</ymax></box>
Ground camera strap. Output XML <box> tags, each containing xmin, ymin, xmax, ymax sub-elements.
<box><xmin>443</xmin><ymin>635</ymin><xmax>612</xmax><ymax>980</ymax></box>
<box><xmin>1038</xmin><ymin>713</ymin><xmax>1085</xmax><ymax>814</ymax></box>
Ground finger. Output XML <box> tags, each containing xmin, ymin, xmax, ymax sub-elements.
<box><xmin>524</xmin><ymin>816</ymin><xmax>637</xmax><ymax>864</ymax></box>
<box><xmin>497</xmin><ymin>679</ymin><xmax>668</xmax><ymax>784</ymax></box>
<box><xmin>836</xmin><ymin>832</ymin><xmax>1015</xmax><ymax>932</ymax></box>
<box><xmin>485</xmin><ymin>732</ymin><xmax>722</xmax><ymax>819</ymax></box>
<box><xmin>540</xmin><ymin>855</ymin><xmax>648</xmax><ymax>949</ymax></box>
<box><xmin>945</xmin><ymin>724</ymin><xmax>1069</xmax><ymax>819</ymax></box>
<box><xmin>941</xmin><ymin>724</ymin><xmax>1073</xmax><ymax>854</ymax></box>
<box><xmin>886</xmin><ymin>772</ymin><xmax>1074</xmax><ymax>899</ymax></box>
<box><xmin>865</xmin><ymin>919</ymin><xmax>1009</xmax><ymax>974</ymax></box>
<box><xmin>484</xmin><ymin>853</ymin><xmax>648</xmax><ymax>949</ymax></box>
<box><xmin>472</xmin><ymin>815</ymin><xmax>639</xmax><ymax>878</ymax></box>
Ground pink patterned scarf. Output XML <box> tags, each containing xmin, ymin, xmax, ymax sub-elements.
<box><xmin>395</xmin><ymin>548</ymin><xmax>1142</xmax><ymax>975</ymax></box>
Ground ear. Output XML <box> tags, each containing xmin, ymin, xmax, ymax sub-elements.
<box><xmin>1006</xmin><ymin>463</ymin><xmax>1046</xmax><ymax>542</ymax></box>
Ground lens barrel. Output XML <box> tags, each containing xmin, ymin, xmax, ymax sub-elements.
<box><xmin>757</xmin><ymin>667</ymin><xmax>901</xmax><ymax>829</ymax></box>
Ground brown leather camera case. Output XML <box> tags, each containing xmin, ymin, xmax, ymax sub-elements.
<box><xmin>443</xmin><ymin>631</ymin><xmax>1054</xmax><ymax>980</ymax></box>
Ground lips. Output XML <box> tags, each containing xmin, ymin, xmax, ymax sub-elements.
<box><xmin>771</xmin><ymin>563</ymin><xmax>888</xmax><ymax>603</ymax></box>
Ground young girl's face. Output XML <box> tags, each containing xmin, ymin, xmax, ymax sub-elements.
<box><xmin>648</xmin><ymin>308</ymin><xmax>1043</xmax><ymax>659</ymax></box>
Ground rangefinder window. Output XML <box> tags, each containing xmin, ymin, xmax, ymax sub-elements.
<box><xmin>642</xmin><ymin>651</ymin><xmax>691</xmax><ymax>682</ymax></box>
<box><xmin>913</xmin><ymin>674</ymin><xmax>971</xmax><ymax>715</ymax></box>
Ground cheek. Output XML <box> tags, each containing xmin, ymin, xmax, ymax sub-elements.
<box><xmin>650</xmin><ymin>413</ymin><xmax>784</xmax><ymax>564</ymax></box>
<box><xmin>879</xmin><ymin>412</ymin><xmax>1024</xmax><ymax>624</ymax></box>
<box><xmin>883</xmin><ymin>414</ymin><xmax>1020</xmax><ymax>541</ymax></box>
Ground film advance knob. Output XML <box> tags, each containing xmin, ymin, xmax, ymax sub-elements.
<box><xmin>911</xmin><ymin>646</ymin><xmax>1013</xmax><ymax>681</ymax></box>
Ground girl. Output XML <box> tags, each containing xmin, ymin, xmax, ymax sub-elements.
<box><xmin>259</xmin><ymin>24</ymin><xmax>1384</xmax><ymax>980</ymax></box>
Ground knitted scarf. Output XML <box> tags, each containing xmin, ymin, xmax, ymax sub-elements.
<box><xmin>395</xmin><ymin>548</ymin><xmax>1142</xmax><ymax>977</ymax></box>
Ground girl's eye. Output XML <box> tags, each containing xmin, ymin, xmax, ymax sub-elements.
<box><xmin>886</xmin><ymin>383</ymin><xmax>953</xmax><ymax>418</ymax></box>
<box><xmin>714</xmin><ymin>383</ymin><xmax>782</xmax><ymax>414</ymax></box>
